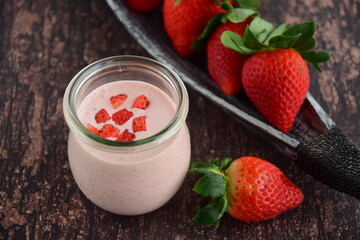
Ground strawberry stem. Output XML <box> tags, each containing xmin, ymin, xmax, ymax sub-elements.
<box><xmin>188</xmin><ymin>158</ymin><xmax>234</xmax><ymax>227</ymax></box>
<box><xmin>221</xmin><ymin>17</ymin><xmax>331</xmax><ymax>71</ymax></box>
<box><xmin>192</xmin><ymin>194</ymin><xmax>230</xmax><ymax>227</ymax></box>
<box><xmin>191</xmin><ymin>1</ymin><xmax>259</xmax><ymax>52</ymax></box>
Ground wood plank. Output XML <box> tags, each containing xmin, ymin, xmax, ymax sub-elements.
<box><xmin>0</xmin><ymin>0</ymin><xmax>359</xmax><ymax>239</ymax></box>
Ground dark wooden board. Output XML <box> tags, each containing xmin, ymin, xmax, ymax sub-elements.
<box><xmin>0</xmin><ymin>0</ymin><xmax>359</xmax><ymax>239</ymax></box>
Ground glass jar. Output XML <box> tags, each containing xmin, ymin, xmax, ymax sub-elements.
<box><xmin>63</xmin><ymin>56</ymin><xmax>191</xmax><ymax>215</ymax></box>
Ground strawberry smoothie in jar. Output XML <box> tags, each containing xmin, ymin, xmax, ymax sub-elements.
<box><xmin>63</xmin><ymin>56</ymin><xmax>190</xmax><ymax>215</ymax></box>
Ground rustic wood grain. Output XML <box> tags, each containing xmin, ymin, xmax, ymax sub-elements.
<box><xmin>0</xmin><ymin>0</ymin><xmax>359</xmax><ymax>239</ymax></box>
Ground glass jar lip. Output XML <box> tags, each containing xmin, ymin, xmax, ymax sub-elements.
<box><xmin>63</xmin><ymin>55</ymin><xmax>189</xmax><ymax>152</ymax></box>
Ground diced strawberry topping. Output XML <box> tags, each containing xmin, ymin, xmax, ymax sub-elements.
<box><xmin>116</xmin><ymin>129</ymin><xmax>136</xmax><ymax>142</ymax></box>
<box><xmin>95</xmin><ymin>108</ymin><xmax>111</xmax><ymax>123</ymax></box>
<box><xmin>132</xmin><ymin>115</ymin><xmax>147</xmax><ymax>132</ymax></box>
<box><xmin>110</xmin><ymin>94</ymin><xmax>127</xmax><ymax>109</ymax></box>
<box><xmin>86</xmin><ymin>123</ymin><xmax>99</xmax><ymax>135</ymax></box>
<box><xmin>132</xmin><ymin>94</ymin><xmax>150</xmax><ymax>110</ymax></box>
<box><xmin>98</xmin><ymin>124</ymin><xmax>120</xmax><ymax>138</ymax></box>
<box><xmin>112</xmin><ymin>108</ymin><xmax>134</xmax><ymax>125</ymax></box>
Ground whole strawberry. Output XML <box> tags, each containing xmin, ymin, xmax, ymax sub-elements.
<box><xmin>163</xmin><ymin>0</ymin><xmax>225</xmax><ymax>57</ymax></box>
<box><xmin>221</xmin><ymin>19</ymin><xmax>330</xmax><ymax>132</ymax></box>
<box><xmin>188</xmin><ymin>157</ymin><xmax>303</xmax><ymax>226</ymax></box>
<box><xmin>126</xmin><ymin>0</ymin><xmax>163</xmax><ymax>13</ymax></box>
<box><xmin>207</xmin><ymin>18</ymin><xmax>252</xmax><ymax>95</ymax></box>
<box><xmin>182</xmin><ymin>1</ymin><xmax>259</xmax><ymax>95</ymax></box>
<box><xmin>242</xmin><ymin>49</ymin><xmax>309</xmax><ymax>132</ymax></box>
<box><xmin>226</xmin><ymin>156</ymin><xmax>303</xmax><ymax>221</ymax></box>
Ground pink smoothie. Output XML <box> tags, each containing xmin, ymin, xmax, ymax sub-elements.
<box><xmin>67</xmin><ymin>80</ymin><xmax>191</xmax><ymax>215</ymax></box>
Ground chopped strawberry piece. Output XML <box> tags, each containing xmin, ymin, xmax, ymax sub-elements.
<box><xmin>86</xmin><ymin>123</ymin><xmax>99</xmax><ymax>135</ymax></box>
<box><xmin>116</xmin><ymin>129</ymin><xmax>136</xmax><ymax>142</ymax></box>
<box><xmin>110</xmin><ymin>94</ymin><xmax>127</xmax><ymax>109</ymax></box>
<box><xmin>98</xmin><ymin>124</ymin><xmax>120</xmax><ymax>138</ymax></box>
<box><xmin>95</xmin><ymin>108</ymin><xmax>111</xmax><ymax>123</ymax></box>
<box><xmin>132</xmin><ymin>94</ymin><xmax>150</xmax><ymax>110</ymax></box>
<box><xmin>132</xmin><ymin>115</ymin><xmax>147</xmax><ymax>132</ymax></box>
<box><xmin>112</xmin><ymin>108</ymin><xmax>134</xmax><ymax>125</ymax></box>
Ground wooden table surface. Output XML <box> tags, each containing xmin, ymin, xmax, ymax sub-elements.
<box><xmin>0</xmin><ymin>0</ymin><xmax>359</xmax><ymax>239</ymax></box>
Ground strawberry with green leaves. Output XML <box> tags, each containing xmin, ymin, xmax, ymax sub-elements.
<box><xmin>188</xmin><ymin>156</ymin><xmax>303</xmax><ymax>226</ymax></box>
<box><xmin>221</xmin><ymin>18</ymin><xmax>330</xmax><ymax>132</ymax></box>
<box><xmin>207</xmin><ymin>18</ymin><xmax>253</xmax><ymax>96</ymax></box>
<box><xmin>182</xmin><ymin>0</ymin><xmax>262</xmax><ymax>95</ymax></box>
<box><xmin>163</xmin><ymin>0</ymin><xmax>227</xmax><ymax>57</ymax></box>
<box><xmin>201</xmin><ymin>0</ymin><xmax>260</xmax><ymax>95</ymax></box>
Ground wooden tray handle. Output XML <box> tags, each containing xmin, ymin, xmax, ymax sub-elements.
<box><xmin>297</xmin><ymin>126</ymin><xmax>360</xmax><ymax>199</ymax></box>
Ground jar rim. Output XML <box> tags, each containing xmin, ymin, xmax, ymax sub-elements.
<box><xmin>63</xmin><ymin>55</ymin><xmax>189</xmax><ymax>152</ymax></box>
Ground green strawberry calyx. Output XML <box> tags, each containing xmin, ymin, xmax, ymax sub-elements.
<box><xmin>221</xmin><ymin>17</ymin><xmax>331</xmax><ymax>71</ymax></box>
<box><xmin>188</xmin><ymin>157</ymin><xmax>234</xmax><ymax>228</ymax></box>
<box><xmin>191</xmin><ymin>0</ymin><xmax>261</xmax><ymax>51</ymax></box>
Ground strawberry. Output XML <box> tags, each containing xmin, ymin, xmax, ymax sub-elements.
<box><xmin>207</xmin><ymin>18</ymin><xmax>252</xmax><ymax>95</ymax></box>
<box><xmin>132</xmin><ymin>116</ymin><xmax>147</xmax><ymax>132</ymax></box>
<box><xmin>112</xmin><ymin>108</ymin><xmax>134</xmax><ymax>125</ymax></box>
<box><xmin>242</xmin><ymin>49</ymin><xmax>309</xmax><ymax>132</ymax></box>
<box><xmin>225</xmin><ymin>157</ymin><xmax>303</xmax><ymax>221</ymax></box>
<box><xmin>95</xmin><ymin>108</ymin><xmax>111</xmax><ymax>123</ymax></box>
<box><xmin>163</xmin><ymin>0</ymin><xmax>226</xmax><ymax>57</ymax></box>
<box><xmin>188</xmin><ymin>2</ymin><xmax>259</xmax><ymax>95</ymax></box>
<box><xmin>221</xmin><ymin>19</ymin><xmax>330</xmax><ymax>132</ymax></box>
<box><xmin>116</xmin><ymin>129</ymin><xmax>136</xmax><ymax>142</ymax></box>
<box><xmin>126</xmin><ymin>0</ymin><xmax>163</xmax><ymax>13</ymax></box>
<box><xmin>132</xmin><ymin>94</ymin><xmax>150</xmax><ymax>110</ymax></box>
<box><xmin>98</xmin><ymin>124</ymin><xmax>120</xmax><ymax>138</ymax></box>
<box><xmin>188</xmin><ymin>157</ymin><xmax>303</xmax><ymax>226</ymax></box>
<box><xmin>110</xmin><ymin>94</ymin><xmax>127</xmax><ymax>109</ymax></box>
<box><xmin>86</xmin><ymin>123</ymin><xmax>99</xmax><ymax>135</ymax></box>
